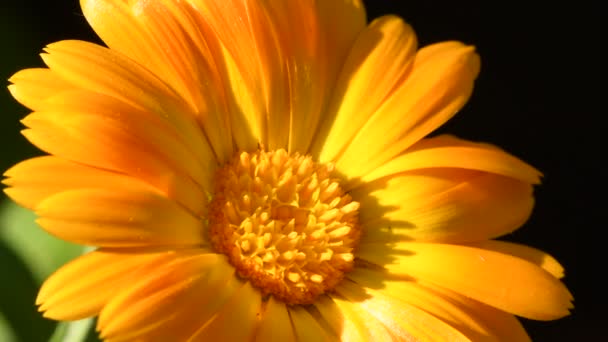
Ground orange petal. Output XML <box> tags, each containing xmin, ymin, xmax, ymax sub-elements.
<box><xmin>10</xmin><ymin>64</ymin><xmax>215</xmax><ymax>196</ymax></box>
<box><xmin>357</xmin><ymin>242</ymin><xmax>573</xmax><ymax>320</ymax></box>
<box><xmin>189</xmin><ymin>0</ymin><xmax>278</xmax><ymax>149</ymax></box>
<box><xmin>98</xmin><ymin>252</ymin><xmax>237</xmax><ymax>341</ymax></box>
<box><xmin>20</xmin><ymin>106</ymin><xmax>208</xmax><ymax>216</ymax></box>
<box><xmin>335</xmin><ymin>280</ymin><xmax>471</xmax><ymax>341</ymax></box>
<box><xmin>81</xmin><ymin>0</ymin><xmax>237</xmax><ymax>159</ymax></box>
<box><xmin>79</xmin><ymin>0</ymin><xmax>229</xmax><ymax>156</ymax></box>
<box><xmin>37</xmin><ymin>249</ymin><xmax>181</xmax><ymax>321</ymax></box>
<box><xmin>334</xmin><ymin>42</ymin><xmax>480</xmax><ymax>179</ymax></box>
<box><xmin>40</xmin><ymin>40</ymin><xmax>210</xmax><ymax>159</ymax></box>
<box><xmin>355</xmin><ymin>169</ymin><xmax>534</xmax><ymax>243</ymax></box>
<box><xmin>35</xmin><ymin>186</ymin><xmax>204</xmax><ymax>248</ymax></box>
<box><xmin>42</xmin><ymin>40</ymin><xmax>180</xmax><ymax>113</ymax></box>
<box><xmin>46</xmin><ymin>89</ymin><xmax>213</xmax><ymax>186</ymax></box>
<box><xmin>81</xmin><ymin>0</ymin><xmax>226</xmax><ymax>118</ymax></box>
<box><xmin>354</xmin><ymin>134</ymin><xmax>542</xmax><ymax>188</ymax></box>
<box><xmin>315</xmin><ymin>15</ymin><xmax>417</xmax><ymax>163</ymax></box>
<box><xmin>184</xmin><ymin>0</ymin><xmax>365</xmax><ymax>153</ymax></box>
<box><xmin>92</xmin><ymin>1</ymin><xmax>234</xmax><ymax>162</ymax></box>
<box><xmin>131</xmin><ymin>0</ymin><xmax>235</xmax><ymax>162</ymax></box>
<box><xmin>4</xmin><ymin>156</ymin><xmax>150</xmax><ymax>210</ymax></box>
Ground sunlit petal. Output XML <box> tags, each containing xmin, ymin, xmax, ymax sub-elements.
<box><xmin>38</xmin><ymin>249</ymin><xmax>185</xmax><ymax>321</ymax></box>
<box><xmin>35</xmin><ymin>187</ymin><xmax>205</xmax><ymax>247</ymax></box>
<box><xmin>187</xmin><ymin>281</ymin><xmax>262</xmax><ymax>341</ymax></box>
<box><xmin>358</xmin><ymin>242</ymin><xmax>573</xmax><ymax>320</ymax></box>
<box><xmin>348</xmin><ymin>267</ymin><xmax>530</xmax><ymax>341</ymax></box>
<box><xmin>355</xmin><ymin>134</ymin><xmax>542</xmax><ymax>188</ymax></box>
<box><xmin>98</xmin><ymin>251</ymin><xmax>235</xmax><ymax>341</ymax></box>
<box><xmin>334</xmin><ymin>42</ymin><xmax>480</xmax><ymax>179</ymax></box>
<box><xmin>336</xmin><ymin>280</ymin><xmax>471</xmax><ymax>341</ymax></box>
<box><xmin>315</xmin><ymin>15</ymin><xmax>417</xmax><ymax>162</ymax></box>
<box><xmin>355</xmin><ymin>169</ymin><xmax>534</xmax><ymax>243</ymax></box>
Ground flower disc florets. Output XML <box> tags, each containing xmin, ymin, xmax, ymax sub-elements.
<box><xmin>209</xmin><ymin>149</ymin><xmax>360</xmax><ymax>304</ymax></box>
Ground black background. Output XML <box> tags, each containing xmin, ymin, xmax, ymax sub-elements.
<box><xmin>1</xmin><ymin>0</ymin><xmax>596</xmax><ymax>340</ymax></box>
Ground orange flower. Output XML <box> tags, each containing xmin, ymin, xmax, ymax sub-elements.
<box><xmin>4</xmin><ymin>0</ymin><xmax>572</xmax><ymax>340</ymax></box>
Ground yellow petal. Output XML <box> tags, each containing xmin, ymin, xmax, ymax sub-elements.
<box><xmin>35</xmin><ymin>187</ymin><xmax>204</xmax><ymax>248</ymax></box>
<box><xmin>335</xmin><ymin>280</ymin><xmax>471</xmax><ymax>341</ymax></box>
<box><xmin>37</xmin><ymin>249</ymin><xmax>179</xmax><ymax>321</ymax></box>
<box><xmin>348</xmin><ymin>267</ymin><xmax>530</xmax><ymax>341</ymax></box>
<box><xmin>98</xmin><ymin>252</ymin><xmax>236</xmax><ymax>341</ymax></box>
<box><xmin>335</xmin><ymin>42</ymin><xmax>480</xmax><ymax>179</ymax></box>
<box><xmin>8</xmin><ymin>68</ymin><xmax>74</xmax><ymax>112</ymax></box>
<box><xmin>354</xmin><ymin>134</ymin><xmax>542</xmax><ymax>188</ymax></box>
<box><xmin>423</xmin><ymin>281</ymin><xmax>532</xmax><ymax>342</ymax></box>
<box><xmin>355</xmin><ymin>169</ymin><xmax>534</xmax><ymax>243</ymax></box>
<box><xmin>80</xmin><ymin>0</ymin><xmax>158</xmax><ymax>67</ymax></box>
<box><xmin>313</xmin><ymin>295</ymin><xmax>361</xmax><ymax>341</ymax></box>
<box><xmin>467</xmin><ymin>240</ymin><xmax>565</xmax><ymax>279</ymax></box>
<box><xmin>329</xmin><ymin>295</ymin><xmax>396</xmax><ymax>341</ymax></box>
<box><xmin>288</xmin><ymin>305</ymin><xmax>333</xmax><ymax>342</ymax></box>
<box><xmin>262</xmin><ymin>2</ymin><xmax>318</xmax><ymax>152</ymax></box>
<box><xmin>357</xmin><ymin>242</ymin><xmax>573</xmax><ymax>320</ymax></box>
<box><xmin>220</xmin><ymin>50</ymin><xmax>266</xmax><ymax>151</ymax></box>
<box><xmin>315</xmin><ymin>15</ymin><xmax>417</xmax><ymax>163</ymax></box>
<box><xmin>187</xmin><ymin>281</ymin><xmax>262</xmax><ymax>341</ymax></box>
<box><xmin>255</xmin><ymin>297</ymin><xmax>296</xmax><ymax>342</ymax></box>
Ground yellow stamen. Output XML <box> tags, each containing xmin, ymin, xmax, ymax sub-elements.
<box><xmin>209</xmin><ymin>149</ymin><xmax>360</xmax><ymax>304</ymax></box>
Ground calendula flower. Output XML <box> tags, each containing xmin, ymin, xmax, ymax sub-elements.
<box><xmin>4</xmin><ymin>0</ymin><xmax>572</xmax><ymax>340</ymax></box>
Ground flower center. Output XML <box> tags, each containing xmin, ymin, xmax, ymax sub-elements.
<box><xmin>208</xmin><ymin>148</ymin><xmax>360</xmax><ymax>304</ymax></box>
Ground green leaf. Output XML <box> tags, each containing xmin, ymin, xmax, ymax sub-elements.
<box><xmin>0</xmin><ymin>311</ymin><xmax>19</xmax><ymax>342</ymax></box>
<box><xmin>0</xmin><ymin>200</ymin><xmax>83</xmax><ymax>282</ymax></box>
<box><xmin>0</xmin><ymin>199</ymin><xmax>88</xmax><ymax>341</ymax></box>
<box><xmin>50</xmin><ymin>319</ymin><xmax>100</xmax><ymax>342</ymax></box>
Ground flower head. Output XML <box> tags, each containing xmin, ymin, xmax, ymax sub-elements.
<box><xmin>4</xmin><ymin>0</ymin><xmax>572</xmax><ymax>340</ymax></box>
